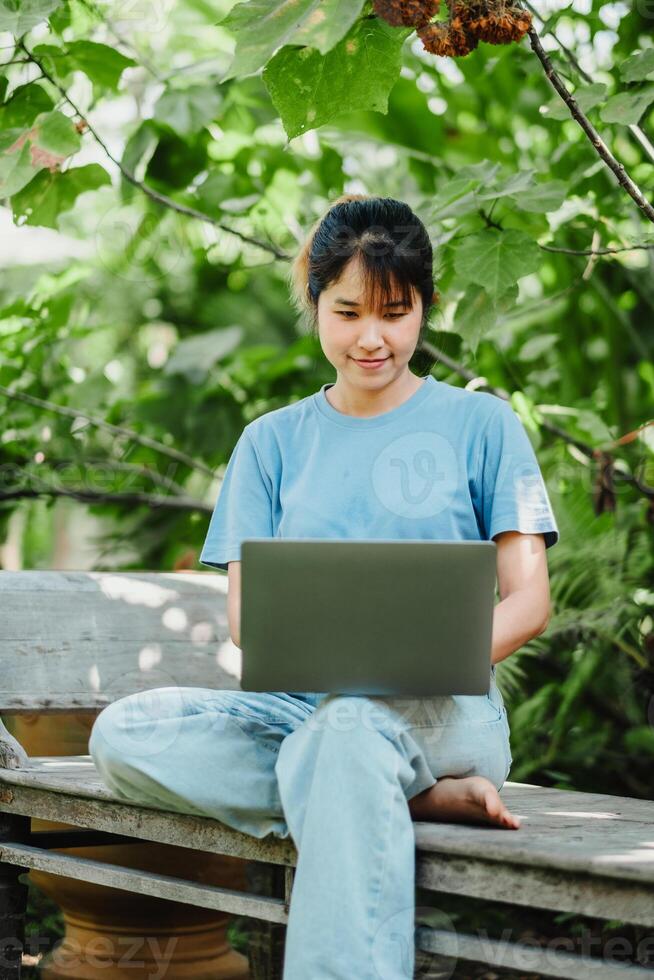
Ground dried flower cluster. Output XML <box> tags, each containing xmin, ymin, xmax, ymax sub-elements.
<box><xmin>373</xmin><ymin>0</ymin><xmax>441</xmax><ymax>28</ymax></box>
<box><xmin>373</xmin><ymin>0</ymin><xmax>532</xmax><ymax>57</ymax></box>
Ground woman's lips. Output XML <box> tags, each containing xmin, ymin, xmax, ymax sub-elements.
<box><xmin>354</xmin><ymin>358</ymin><xmax>389</xmax><ymax>369</ymax></box>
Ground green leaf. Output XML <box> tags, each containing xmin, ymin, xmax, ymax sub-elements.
<box><xmin>600</xmin><ymin>85</ymin><xmax>654</xmax><ymax>125</ymax></box>
<box><xmin>620</xmin><ymin>49</ymin><xmax>654</xmax><ymax>83</ymax></box>
<box><xmin>29</xmin><ymin>40</ymin><xmax>135</xmax><ymax>98</ymax></box>
<box><xmin>511</xmin><ymin>179</ymin><xmax>568</xmax><ymax>213</ymax></box>
<box><xmin>65</xmin><ymin>41</ymin><xmax>136</xmax><ymax>93</ymax></box>
<box><xmin>263</xmin><ymin>19</ymin><xmax>410</xmax><ymax>140</ymax></box>
<box><xmin>476</xmin><ymin>169</ymin><xmax>536</xmax><ymax>202</ymax></box>
<box><xmin>0</xmin><ymin>0</ymin><xmax>60</xmax><ymax>33</ymax></box>
<box><xmin>453</xmin><ymin>229</ymin><xmax>542</xmax><ymax>297</ymax></box>
<box><xmin>153</xmin><ymin>85</ymin><xmax>223</xmax><ymax>137</ymax></box>
<box><xmin>11</xmin><ymin>163</ymin><xmax>110</xmax><ymax>228</ymax></box>
<box><xmin>220</xmin><ymin>0</ymin><xmax>366</xmax><ymax>81</ymax></box>
<box><xmin>542</xmin><ymin>83</ymin><xmax>607</xmax><ymax>121</ymax></box>
<box><xmin>163</xmin><ymin>326</ymin><xmax>244</xmax><ymax>381</ymax></box>
<box><xmin>0</xmin><ymin>109</ymin><xmax>80</xmax><ymax>197</ymax></box>
<box><xmin>455</xmin><ymin>283</ymin><xmax>518</xmax><ymax>357</ymax></box>
<box><xmin>0</xmin><ymin>82</ymin><xmax>54</xmax><ymax>129</ymax></box>
<box><xmin>429</xmin><ymin>176</ymin><xmax>481</xmax><ymax>220</ymax></box>
<box><xmin>34</xmin><ymin>110</ymin><xmax>81</xmax><ymax>157</ymax></box>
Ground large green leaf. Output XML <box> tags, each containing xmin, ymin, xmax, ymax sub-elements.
<box><xmin>600</xmin><ymin>85</ymin><xmax>654</xmax><ymax>125</ymax></box>
<box><xmin>0</xmin><ymin>0</ymin><xmax>60</xmax><ymax>33</ymax></box>
<box><xmin>453</xmin><ymin>229</ymin><xmax>542</xmax><ymax>297</ymax></box>
<box><xmin>263</xmin><ymin>19</ymin><xmax>410</xmax><ymax>140</ymax></box>
<box><xmin>11</xmin><ymin>163</ymin><xmax>110</xmax><ymax>228</ymax></box>
<box><xmin>64</xmin><ymin>41</ymin><xmax>136</xmax><ymax>92</ymax></box>
<box><xmin>220</xmin><ymin>0</ymin><xmax>367</xmax><ymax>81</ymax></box>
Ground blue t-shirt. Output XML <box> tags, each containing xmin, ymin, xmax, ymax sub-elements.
<box><xmin>199</xmin><ymin>375</ymin><xmax>559</xmax><ymax>572</ymax></box>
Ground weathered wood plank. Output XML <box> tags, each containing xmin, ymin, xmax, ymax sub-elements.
<box><xmin>416</xmin><ymin>926</ymin><xmax>654</xmax><ymax>980</ymax></box>
<box><xmin>0</xmin><ymin>571</ymin><xmax>237</xmax><ymax>707</ymax></box>
<box><xmin>415</xmin><ymin>781</ymin><xmax>654</xmax><ymax>885</ymax></box>
<box><xmin>0</xmin><ymin>843</ymin><xmax>289</xmax><ymax>924</ymax></box>
<box><xmin>4</xmin><ymin>761</ymin><xmax>654</xmax><ymax>887</ymax></box>
<box><xmin>0</xmin><ymin>779</ymin><xmax>297</xmax><ymax>867</ymax></box>
<box><xmin>417</xmin><ymin>853</ymin><xmax>654</xmax><ymax>929</ymax></box>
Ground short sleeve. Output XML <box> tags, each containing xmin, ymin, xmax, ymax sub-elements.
<box><xmin>199</xmin><ymin>428</ymin><xmax>274</xmax><ymax>571</ymax></box>
<box><xmin>478</xmin><ymin>400</ymin><xmax>559</xmax><ymax>549</ymax></box>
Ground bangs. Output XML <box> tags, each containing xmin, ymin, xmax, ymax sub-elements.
<box><xmin>352</xmin><ymin>252</ymin><xmax>417</xmax><ymax>317</ymax></box>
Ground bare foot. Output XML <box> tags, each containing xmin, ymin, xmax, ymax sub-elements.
<box><xmin>408</xmin><ymin>775</ymin><xmax>521</xmax><ymax>830</ymax></box>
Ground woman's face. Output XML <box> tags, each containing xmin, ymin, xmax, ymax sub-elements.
<box><xmin>316</xmin><ymin>258</ymin><xmax>423</xmax><ymax>387</ymax></box>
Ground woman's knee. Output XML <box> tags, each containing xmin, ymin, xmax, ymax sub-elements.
<box><xmin>89</xmin><ymin>687</ymin><xmax>188</xmax><ymax>770</ymax></box>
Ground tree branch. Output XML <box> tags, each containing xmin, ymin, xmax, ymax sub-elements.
<box><xmin>0</xmin><ymin>486</ymin><xmax>210</xmax><ymax>511</ymax></box>
<box><xmin>526</xmin><ymin>27</ymin><xmax>654</xmax><ymax>224</ymax></box>
<box><xmin>521</xmin><ymin>0</ymin><xmax>654</xmax><ymax>167</ymax></box>
<box><xmin>0</xmin><ymin>383</ymin><xmax>216</xmax><ymax>478</ymax></box>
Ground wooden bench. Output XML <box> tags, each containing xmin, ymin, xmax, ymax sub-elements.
<box><xmin>1</xmin><ymin>570</ymin><xmax>653</xmax><ymax>980</ymax></box>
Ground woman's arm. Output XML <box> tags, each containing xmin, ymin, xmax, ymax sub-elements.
<box><xmin>226</xmin><ymin>560</ymin><xmax>241</xmax><ymax>647</ymax></box>
<box><xmin>491</xmin><ymin>530</ymin><xmax>551</xmax><ymax>666</ymax></box>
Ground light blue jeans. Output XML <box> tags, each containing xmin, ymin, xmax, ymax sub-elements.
<box><xmin>88</xmin><ymin>667</ymin><xmax>512</xmax><ymax>980</ymax></box>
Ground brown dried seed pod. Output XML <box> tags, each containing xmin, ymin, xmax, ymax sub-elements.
<box><xmin>467</xmin><ymin>6</ymin><xmax>532</xmax><ymax>43</ymax></box>
<box><xmin>373</xmin><ymin>0</ymin><xmax>441</xmax><ymax>28</ymax></box>
<box><xmin>449</xmin><ymin>14</ymin><xmax>480</xmax><ymax>52</ymax></box>
<box><xmin>417</xmin><ymin>22</ymin><xmax>455</xmax><ymax>55</ymax></box>
<box><xmin>448</xmin><ymin>0</ymin><xmax>486</xmax><ymax>27</ymax></box>
<box><xmin>417</xmin><ymin>20</ymin><xmax>476</xmax><ymax>56</ymax></box>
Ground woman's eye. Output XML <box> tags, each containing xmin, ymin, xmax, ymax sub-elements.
<box><xmin>337</xmin><ymin>312</ymin><xmax>405</xmax><ymax>319</ymax></box>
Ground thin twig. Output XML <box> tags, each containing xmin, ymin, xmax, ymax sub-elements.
<box><xmin>540</xmin><ymin>242</ymin><xmax>654</xmax><ymax>256</ymax></box>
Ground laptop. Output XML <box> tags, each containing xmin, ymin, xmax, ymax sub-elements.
<box><xmin>239</xmin><ymin>539</ymin><xmax>497</xmax><ymax>696</ymax></box>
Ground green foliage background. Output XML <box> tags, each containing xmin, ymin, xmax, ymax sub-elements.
<box><xmin>1</xmin><ymin>0</ymin><xmax>653</xmax><ymax>807</ymax></box>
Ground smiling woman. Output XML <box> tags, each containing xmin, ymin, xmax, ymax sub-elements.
<box><xmin>91</xmin><ymin>194</ymin><xmax>560</xmax><ymax>980</ymax></box>
<box><xmin>287</xmin><ymin>193</ymin><xmax>438</xmax><ymax>417</ymax></box>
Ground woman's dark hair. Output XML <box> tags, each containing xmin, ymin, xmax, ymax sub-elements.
<box><xmin>288</xmin><ymin>194</ymin><xmax>438</xmax><ymax>346</ymax></box>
